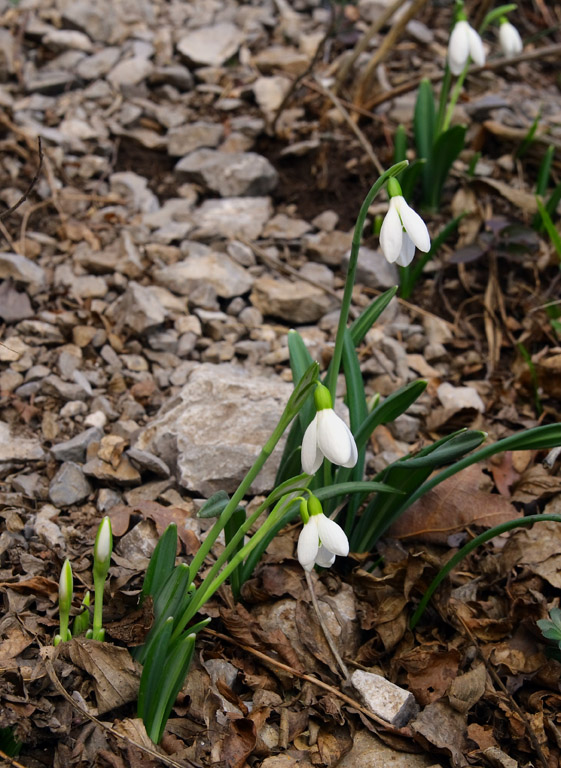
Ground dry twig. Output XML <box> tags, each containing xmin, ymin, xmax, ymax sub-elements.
<box><xmin>0</xmin><ymin>138</ymin><xmax>43</xmax><ymax>223</ymax></box>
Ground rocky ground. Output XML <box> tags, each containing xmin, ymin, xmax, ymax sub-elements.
<box><xmin>1</xmin><ymin>0</ymin><xmax>561</xmax><ymax>766</ymax></box>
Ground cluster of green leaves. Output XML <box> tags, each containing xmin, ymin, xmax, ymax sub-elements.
<box><xmin>133</xmin><ymin>524</ymin><xmax>206</xmax><ymax>744</ymax></box>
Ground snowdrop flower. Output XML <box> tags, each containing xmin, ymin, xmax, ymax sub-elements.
<box><xmin>93</xmin><ymin>516</ymin><xmax>112</xmax><ymax>577</ymax></box>
<box><xmin>301</xmin><ymin>383</ymin><xmax>358</xmax><ymax>474</ymax></box>
<box><xmin>499</xmin><ymin>19</ymin><xmax>523</xmax><ymax>57</ymax></box>
<box><xmin>379</xmin><ymin>178</ymin><xmax>430</xmax><ymax>267</ymax></box>
<box><xmin>297</xmin><ymin>496</ymin><xmax>349</xmax><ymax>572</ymax></box>
<box><xmin>448</xmin><ymin>18</ymin><xmax>485</xmax><ymax>75</ymax></box>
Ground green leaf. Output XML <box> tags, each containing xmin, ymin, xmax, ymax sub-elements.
<box><xmin>516</xmin><ymin>109</ymin><xmax>540</xmax><ymax>159</ymax></box>
<box><xmin>410</xmin><ymin>514</ymin><xmax>561</xmax><ymax>629</ymax></box>
<box><xmin>354</xmin><ymin>379</ymin><xmax>427</xmax><ymax>449</ymax></box>
<box><xmin>349</xmin><ymin>287</ymin><xmax>398</xmax><ymax>347</ymax></box>
<box><xmin>401</xmin><ymin>214</ymin><xmax>464</xmax><ymax>299</ymax></box>
<box><xmin>536</xmin><ymin>196</ymin><xmax>561</xmax><ymax>261</ymax></box>
<box><xmin>394</xmin><ymin>123</ymin><xmax>407</xmax><ymax>163</ymax></box>
<box><xmin>479</xmin><ymin>3</ymin><xmax>517</xmax><ymax>32</ymax></box>
<box><xmin>286</xmin><ymin>360</ymin><xmax>319</xmax><ymax>417</ymax></box>
<box><xmin>429</xmin><ymin>124</ymin><xmax>466</xmax><ymax>209</ymax></box>
<box><xmin>138</xmin><ymin>616</ymin><xmax>173</xmax><ymax>720</ymax></box>
<box><xmin>225</xmin><ymin>505</ymin><xmax>246</xmax><ymax>601</ymax></box>
<box><xmin>141</xmin><ymin>523</ymin><xmax>177</xmax><ymax>601</ymax></box>
<box><xmin>148</xmin><ymin>632</ymin><xmax>197</xmax><ymax>743</ymax></box>
<box><xmin>399</xmin><ymin>159</ymin><xmax>425</xmax><ymax>202</ymax></box>
<box><xmin>198</xmin><ymin>490</ymin><xmax>233</xmax><ymax>519</ymax></box>
<box><xmin>536</xmin><ymin>145</ymin><xmax>554</xmax><ymax>196</ymax></box>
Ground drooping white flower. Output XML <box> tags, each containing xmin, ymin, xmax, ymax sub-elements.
<box><xmin>448</xmin><ymin>19</ymin><xmax>485</xmax><ymax>76</ymax></box>
<box><xmin>297</xmin><ymin>497</ymin><xmax>349</xmax><ymax>572</ymax></box>
<box><xmin>499</xmin><ymin>20</ymin><xmax>523</xmax><ymax>57</ymax></box>
<box><xmin>301</xmin><ymin>384</ymin><xmax>358</xmax><ymax>475</ymax></box>
<box><xmin>379</xmin><ymin>192</ymin><xmax>430</xmax><ymax>267</ymax></box>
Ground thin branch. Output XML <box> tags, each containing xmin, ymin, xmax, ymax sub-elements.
<box><xmin>0</xmin><ymin>138</ymin><xmax>43</xmax><ymax>222</ymax></box>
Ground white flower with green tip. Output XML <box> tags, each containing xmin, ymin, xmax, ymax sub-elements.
<box><xmin>448</xmin><ymin>18</ymin><xmax>485</xmax><ymax>75</ymax></box>
<box><xmin>499</xmin><ymin>18</ymin><xmax>523</xmax><ymax>57</ymax></box>
<box><xmin>379</xmin><ymin>178</ymin><xmax>430</xmax><ymax>267</ymax></box>
<box><xmin>301</xmin><ymin>384</ymin><xmax>358</xmax><ymax>474</ymax></box>
<box><xmin>297</xmin><ymin>496</ymin><xmax>349</xmax><ymax>572</ymax></box>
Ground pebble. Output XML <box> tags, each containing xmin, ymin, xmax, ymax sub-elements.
<box><xmin>175</xmin><ymin>149</ymin><xmax>278</xmax><ymax>198</ymax></box>
<box><xmin>49</xmin><ymin>462</ymin><xmax>92</xmax><ymax>507</ymax></box>
<box><xmin>250</xmin><ymin>275</ymin><xmax>336</xmax><ymax>323</ymax></box>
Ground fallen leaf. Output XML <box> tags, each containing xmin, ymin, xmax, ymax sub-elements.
<box><xmin>499</xmin><ymin>519</ymin><xmax>561</xmax><ymax>588</ymax></box>
<box><xmin>411</xmin><ymin>700</ymin><xmax>469</xmax><ymax>767</ymax></box>
<box><xmin>221</xmin><ymin>717</ymin><xmax>256</xmax><ymax>768</ymax></box>
<box><xmin>63</xmin><ymin>637</ymin><xmax>141</xmax><ymax>715</ymax></box>
<box><xmin>388</xmin><ymin>465</ymin><xmax>521</xmax><ymax>544</ymax></box>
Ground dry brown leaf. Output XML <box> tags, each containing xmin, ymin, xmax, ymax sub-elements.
<box><xmin>315</xmin><ymin>725</ymin><xmax>353</xmax><ymax>767</ymax></box>
<box><xmin>473</xmin><ymin>177</ymin><xmax>538</xmax><ymax>213</ymax></box>
<box><xmin>0</xmin><ymin>618</ymin><xmax>35</xmax><ymax>663</ymax></box>
<box><xmin>411</xmin><ymin>700</ymin><xmax>468</xmax><ymax>767</ymax></box>
<box><xmin>489</xmin><ymin>452</ymin><xmax>521</xmax><ymax>497</ymax></box>
<box><xmin>64</xmin><ymin>637</ymin><xmax>141</xmax><ymax>714</ymax></box>
<box><xmin>511</xmin><ymin>465</ymin><xmax>561</xmax><ymax>503</ymax></box>
<box><xmin>388</xmin><ymin>465</ymin><xmax>521</xmax><ymax>544</ymax></box>
<box><xmin>398</xmin><ymin>647</ymin><xmax>461</xmax><ymax>706</ymax></box>
<box><xmin>221</xmin><ymin>717</ymin><xmax>256</xmax><ymax>768</ymax></box>
<box><xmin>447</xmin><ymin>663</ymin><xmax>487</xmax><ymax>714</ymax></box>
<box><xmin>0</xmin><ymin>575</ymin><xmax>59</xmax><ymax>599</ymax></box>
<box><xmin>499</xmin><ymin>519</ymin><xmax>561</xmax><ymax>588</ymax></box>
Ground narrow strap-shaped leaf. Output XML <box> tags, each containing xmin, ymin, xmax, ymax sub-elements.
<box><xmin>137</xmin><ymin>616</ymin><xmax>173</xmax><ymax>720</ymax></box>
<box><xmin>141</xmin><ymin>523</ymin><xmax>177</xmax><ymax>601</ymax></box>
<box><xmin>225</xmin><ymin>506</ymin><xmax>246</xmax><ymax>601</ymax></box>
<box><xmin>349</xmin><ymin>287</ymin><xmax>398</xmax><ymax>347</ymax></box>
<box><xmin>354</xmin><ymin>379</ymin><xmax>427</xmax><ymax>449</ymax></box>
<box><xmin>401</xmin><ymin>214</ymin><xmax>464</xmax><ymax>299</ymax></box>
<box><xmin>429</xmin><ymin>125</ymin><xmax>466</xmax><ymax>209</ymax></box>
<box><xmin>414</xmin><ymin>79</ymin><xmax>436</xmax><ymax>204</ymax></box>
<box><xmin>536</xmin><ymin>145</ymin><xmax>555</xmax><ymax>196</ymax></box>
<box><xmin>150</xmin><ymin>633</ymin><xmax>197</xmax><ymax>743</ymax></box>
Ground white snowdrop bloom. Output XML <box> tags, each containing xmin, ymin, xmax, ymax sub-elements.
<box><xmin>297</xmin><ymin>511</ymin><xmax>349</xmax><ymax>572</ymax></box>
<box><xmin>448</xmin><ymin>19</ymin><xmax>485</xmax><ymax>76</ymax></box>
<box><xmin>94</xmin><ymin>516</ymin><xmax>112</xmax><ymax>567</ymax></box>
<box><xmin>499</xmin><ymin>21</ymin><xmax>523</xmax><ymax>57</ymax></box>
<box><xmin>379</xmin><ymin>195</ymin><xmax>431</xmax><ymax>267</ymax></box>
<box><xmin>302</xmin><ymin>407</ymin><xmax>358</xmax><ymax>474</ymax></box>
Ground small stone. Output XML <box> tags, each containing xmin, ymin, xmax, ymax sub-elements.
<box><xmin>11</xmin><ymin>472</ymin><xmax>47</xmax><ymax>499</ymax></box>
<box><xmin>97</xmin><ymin>435</ymin><xmax>127</xmax><ymax>468</ymax></box>
<box><xmin>76</xmin><ymin>47</ymin><xmax>121</xmax><ymax>80</ymax></box>
<box><xmin>0</xmin><ymin>336</ymin><xmax>29</xmax><ymax>362</ymax></box>
<box><xmin>106</xmin><ymin>282</ymin><xmax>168</xmax><ymax>335</ymax></box>
<box><xmin>0</xmin><ymin>421</ymin><xmax>44</xmax><ymax>462</ymax></box>
<box><xmin>437</xmin><ymin>382</ymin><xmax>485</xmax><ymax>413</ymax></box>
<box><xmin>35</xmin><ymin>505</ymin><xmax>65</xmax><ymax>549</ymax></box>
<box><xmin>342</xmin><ymin>247</ymin><xmax>398</xmax><ymax>289</ymax></box>
<box><xmin>43</xmin><ymin>29</ymin><xmax>94</xmax><ymax>52</ymax></box>
<box><xmin>192</xmin><ymin>197</ymin><xmax>272</xmax><ymax>240</ymax></box>
<box><xmin>0</xmin><ymin>253</ymin><xmax>45</xmax><ymax>285</ymax></box>
<box><xmin>254</xmin><ymin>46</ymin><xmax>310</xmax><ymax>76</ymax></box>
<box><xmin>83</xmin><ymin>455</ymin><xmax>141</xmax><ymax>486</ymax></box>
<box><xmin>312</xmin><ymin>210</ymin><xmax>339</xmax><ymax>232</ymax></box>
<box><xmin>250</xmin><ymin>275</ymin><xmax>336</xmax><ymax>323</ymax></box>
<box><xmin>263</xmin><ymin>213</ymin><xmax>312</xmax><ymax>239</ymax></box>
<box><xmin>0</xmin><ymin>369</ymin><xmax>23</xmax><ymax>392</ymax></box>
<box><xmin>107</xmin><ymin>57</ymin><xmax>154</xmax><ymax>88</ymax></box>
<box><xmin>167</xmin><ymin>121</ymin><xmax>223</xmax><ymax>156</ymax></box>
<box><xmin>127</xmin><ymin>447</ymin><xmax>170</xmax><ymax>478</ymax></box>
<box><xmin>305</xmin><ymin>229</ymin><xmax>353</xmax><ymax>266</ymax></box>
<box><xmin>49</xmin><ymin>462</ymin><xmax>92</xmax><ymax>507</ymax></box>
<box><xmin>154</xmin><ymin>250</ymin><xmax>253</xmax><ymax>299</ymax></box>
<box><xmin>84</xmin><ymin>410</ymin><xmax>108</xmax><ymax>429</ymax></box>
<box><xmin>50</xmin><ymin>427</ymin><xmax>103</xmax><ymax>463</ymax></box>
<box><xmin>252</xmin><ymin>75</ymin><xmax>291</xmax><ymax>115</ymax></box>
<box><xmin>176</xmin><ymin>149</ymin><xmax>278</xmax><ymax>197</ymax></box>
<box><xmin>109</xmin><ymin>172</ymin><xmax>159</xmax><ymax>214</ymax></box>
<box><xmin>97</xmin><ymin>487</ymin><xmax>122</xmax><ymax>513</ymax></box>
<box><xmin>42</xmin><ymin>375</ymin><xmax>88</xmax><ymax>401</ymax></box>
<box><xmin>177</xmin><ymin>22</ymin><xmax>244</xmax><ymax>67</ymax></box>
<box><xmin>351</xmin><ymin>669</ymin><xmax>418</xmax><ymax>727</ymax></box>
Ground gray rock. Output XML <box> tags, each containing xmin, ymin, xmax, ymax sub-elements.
<box><xmin>154</xmin><ymin>250</ymin><xmax>253</xmax><ymax>299</ymax></box>
<box><xmin>0</xmin><ymin>421</ymin><xmax>44</xmax><ymax>462</ymax></box>
<box><xmin>192</xmin><ymin>197</ymin><xmax>272</xmax><ymax>240</ymax></box>
<box><xmin>42</xmin><ymin>29</ymin><xmax>94</xmax><ymax>52</ymax></box>
<box><xmin>351</xmin><ymin>669</ymin><xmax>419</xmax><ymax>727</ymax></box>
<box><xmin>49</xmin><ymin>462</ymin><xmax>92</xmax><ymax>507</ymax></box>
<box><xmin>0</xmin><ymin>281</ymin><xmax>34</xmax><ymax>322</ymax></box>
<box><xmin>61</xmin><ymin>0</ymin><xmax>122</xmax><ymax>43</ymax></box>
<box><xmin>16</xmin><ymin>320</ymin><xmax>64</xmax><ymax>345</ymax></box>
<box><xmin>50</xmin><ymin>427</ymin><xmax>103</xmax><ymax>463</ymax></box>
<box><xmin>305</xmin><ymin>230</ymin><xmax>353</xmax><ymax>266</ymax></box>
<box><xmin>11</xmin><ymin>472</ymin><xmax>48</xmax><ymax>499</ymax></box>
<box><xmin>107</xmin><ymin>57</ymin><xmax>154</xmax><ymax>88</ymax></box>
<box><xmin>342</xmin><ymin>246</ymin><xmax>398</xmax><ymax>289</ymax></box>
<box><xmin>0</xmin><ymin>252</ymin><xmax>45</xmax><ymax>285</ymax></box>
<box><xmin>149</xmin><ymin>65</ymin><xmax>194</xmax><ymax>90</ymax></box>
<box><xmin>106</xmin><ymin>282</ymin><xmax>168</xmax><ymax>335</ymax></box>
<box><xmin>167</xmin><ymin>121</ymin><xmax>223</xmax><ymax>156</ymax></box>
<box><xmin>97</xmin><ymin>487</ymin><xmax>122</xmax><ymax>513</ymax></box>
<box><xmin>134</xmin><ymin>363</ymin><xmax>292</xmax><ymax>495</ymax></box>
<box><xmin>250</xmin><ymin>275</ymin><xmax>336</xmax><ymax>323</ymax></box>
<box><xmin>109</xmin><ymin>172</ymin><xmax>159</xmax><ymax>213</ymax></box>
<box><xmin>83</xmin><ymin>455</ymin><xmax>141</xmax><ymax>486</ymax></box>
<box><xmin>42</xmin><ymin>375</ymin><xmax>88</xmax><ymax>401</ymax></box>
<box><xmin>77</xmin><ymin>47</ymin><xmax>121</xmax><ymax>80</ymax></box>
<box><xmin>263</xmin><ymin>213</ymin><xmax>311</xmax><ymax>239</ymax></box>
<box><xmin>25</xmin><ymin>69</ymin><xmax>77</xmax><ymax>94</ymax></box>
<box><xmin>176</xmin><ymin>149</ymin><xmax>278</xmax><ymax>197</ymax></box>
<box><xmin>127</xmin><ymin>447</ymin><xmax>170</xmax><ymax>478</ymax></box>
<box><xmin>177</xmin><ymin>22</ymin><xmax>244</xmax><ymax>67</ymax></box>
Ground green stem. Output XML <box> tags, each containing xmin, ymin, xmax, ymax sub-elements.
<box><xmin>436</xmin><ymin>65</ymin><xmax>452</xmax><ymax>137</ymax></box>
<box><xmin>172</xmin><ymin>495</ymin><xmax>297</xmax><ymax>640</ymax></box>
<box><xmin>92</xmin><ymin>574</ymin><xmax>105</xmax><ymax>641</ymax></box>
<box><xmin>442</xmin><ymin>67</ymin><xmax>467</xmax><ymax>133</ymax></box>
<box><xmin>324</xmin><ymin>161</ymin><xmax>408</xmax><ymax>402</ymax></box>
<box><xmin>410</xmin><ymin>514</ymin><xmax>561</xmax><ymax>628</ymax></box>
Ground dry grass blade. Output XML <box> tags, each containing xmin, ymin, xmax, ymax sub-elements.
<box><xmin>0</xmin><ymin>138</ymin><xmax>42</xmax><ymax>223</ymax></box>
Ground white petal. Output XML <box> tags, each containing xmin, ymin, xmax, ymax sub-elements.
<box><xmin>315</xmin><ymin>546</ymin><xmax>336</xmax><ymax>569</ymax></box>
<box><xmin>395</xmin><ymin>233</ymin><xmax>416</xmax><ymax>267</ymax></box>
<box><xmin>301</xmin><ymin>415</ymin><xmax>323</xmax><ymax>474</ymax></box>
<box><xmin>339</xmin><ymin>420</ymin><xmax>358</xmax><ymax>468</ymax></box>
<box><xmin>499</xmin><ymin>23</ymin><xmax>522</xmax><ymax>56</ymax></box>
<box><xmin>448</xmin><ymin>21</ymin><xmax>469</xmax><ymax>75</ymax></box>
<box><xmin>297</xmin><ymin>519</ymin><xmax>319</xmax><ymax>571</ymax></box>
<box><xmin>395</xmin><ymin>198</ymin><xmax>431</xmax><ymax>253</ymax></box>
<box><xmin>317</xmin><ymin>409</ymin><xmax>354</xmax><ymax>467</ymax></box>
<box><xmin>316</xmin><ymin>514</ymin><xmax>349</xmax><ymax>557</ymax></box>
<box><xmin>379</xmin><ymin>202</ymin><xmax>403</xmax><ymax>264</ymax></box>
<box><xmin>467</xmin><ymin>24</ymin><xmax>486</xmax><ymax>66</ymax></box>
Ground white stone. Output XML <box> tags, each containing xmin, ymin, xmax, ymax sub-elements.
<box><xmin>154</xmin><ymin>251</ymin><xmax>253</xmax><ymax>299</ymax></box>
<box><xmin>192</xmin><ymin>197</ymin><xmax>272</xmax><ymax>240</ymax></box>
<box><xmin>177</xmin><ymin>22</ymin><xmax>244</xmax><ymax>67</ymax></box>
<box><xmin>0</xmin><ymin>252</ymin><xmax>45</xmax><ymax>285</ymax></box>
<box><xmin>351</xmin><ymin>670</ymin><xmax>419</xmax><ymax>727</ymax></box>
<box><xmin>437</xmin><ymin>382</ymin><xmax>485</xmax><ymax>413</ymax></box>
